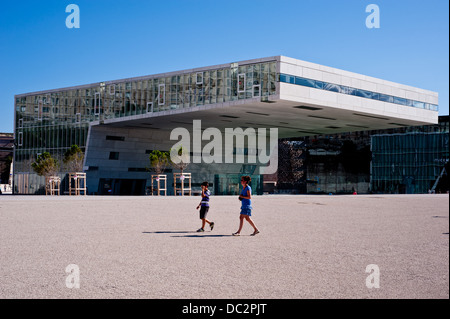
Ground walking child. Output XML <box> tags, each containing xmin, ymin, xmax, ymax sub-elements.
<box><xmin>233</xmin><ymin>176</ymin><xmax>260</xmax><ymax>236</ymax></box>
<box><xmin>196</xmin><ymin>181</ymin><xmax>214</xmax><ymax>232</ymax></box>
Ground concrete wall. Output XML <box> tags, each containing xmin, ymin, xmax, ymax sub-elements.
<box><xmin>279</xmin><ymin>56</ymin><xmax>438</xmax><ymax>124</ymax></box>
<box><xmin>83</xmin><ymin>124</ymin><xmax>269</xmax><ymax>195</ymax></box>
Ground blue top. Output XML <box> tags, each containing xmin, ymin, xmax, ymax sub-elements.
<box><xmin>201</xmin><ymin>189</ymin><xmax>210</xmax><ymax>207</ymax></box>
<box><xmin>240</xmin><ymin>185</ymin><xmax>252</xmax><ymax>209</ymax></box>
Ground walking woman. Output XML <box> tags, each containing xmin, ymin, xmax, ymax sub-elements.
<box><xmin>232</xmin><ymin>176</ymin><xmax>260</xmax><ymax>236</ymax></box>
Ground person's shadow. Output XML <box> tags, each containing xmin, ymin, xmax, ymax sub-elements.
<box><xmin>142</xmin><ymin>231</ymin><xmax>194</xmax><ymax>234</ymax></box>
<box><xmin>142</xmin><ymin>231</ymin><xmax>233</xmax><ymax>238</ymax></box>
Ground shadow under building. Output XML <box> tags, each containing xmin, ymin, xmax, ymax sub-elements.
<box><xmin>274</xmin><ymin>116</ymin><xmax>448</xmax><ymax>194</ymax></box>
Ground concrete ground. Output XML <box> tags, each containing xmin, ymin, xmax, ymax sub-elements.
<box><xmin>0</xmin><ymin>194</ymin><xmax>448</xmax><ymax>299</ymax></box>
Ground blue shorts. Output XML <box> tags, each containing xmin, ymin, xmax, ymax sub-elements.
<box><xmin>240</xmin><ymin>207</ymin><xmax>252</xmax><ymax>216</ymax></box>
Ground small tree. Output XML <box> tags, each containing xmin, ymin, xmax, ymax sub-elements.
<box><xmin>148</xmin><ymin>150</ymin><xmax>169</xmax><ymax>175</ymax></box>
<box><xmin>63</xmin><ymin>145</ymin><xmax>84</xmax><ymax>172</ymax></box>
<box><xmin>31</xmin><ymin>152</ymin><xmax>60</xmax><ymax>178</ymax></box>
<box><xmin>170</xmin><ymin>145</ymin><xmax>189</xmax><ymax>174</ymax></box>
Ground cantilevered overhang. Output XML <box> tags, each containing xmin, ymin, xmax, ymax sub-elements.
<box><xmin>97</xmin><ymin>93</ymin><xmax>438</xmax><ymax>138</ymax></box>
<box><xmin>96</xmin><ymin>55</ymin><xmax>438</xmax><ymax>137</ymax></box>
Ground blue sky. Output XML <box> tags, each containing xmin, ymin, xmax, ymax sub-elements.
<box><xmin>0</xmin><ymin>0</ymin><xmax>448</xmax><ymax>132</ymax></box>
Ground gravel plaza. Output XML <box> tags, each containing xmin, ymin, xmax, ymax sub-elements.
<box><xmin>0</xmin><ymin>194</ymin><xmax>448</xmax><ymax>299</ymax></box>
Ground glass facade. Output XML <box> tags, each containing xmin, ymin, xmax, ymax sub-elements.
<box><xmin>272</xmin><ymin>117</ymin><xmax>448</xmax><ymax>195</ymax></box>
<box><xmin>371</xmin><ymin>131</ymin><xmax>449</xmax><ymax>194</ymax></box>
<box><xmin>13</xmin><ymin>58</ymin><xmax>442</xmax><ymax>195</ymax></box>
<box><xmin>14</xmin><ymin>60</ymin><xmax>277</xmax><ymax>194</ymax></box>
<box><xmin>214</xmin><ymin>174</ymin><xmax>263</xmax><ymax>195</ymax></box>
<box><xmin>280</xmin><ymin>74</ymin><xmax>439</xmax><ymax>112</ymax></box>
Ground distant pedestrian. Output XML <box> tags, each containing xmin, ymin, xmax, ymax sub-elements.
<box><xmin>196</xmin><ymin>181</ymin><xmax>214</xmax><ymax>232</ymax></box>
<box><xmin>233</xmin><ymin>176</ymin><xmax>260</xmax><ymax>236</ymax></box>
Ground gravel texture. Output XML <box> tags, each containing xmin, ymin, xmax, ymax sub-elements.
<box><xmin>0</xmin><ymin>194</ymin><xmax>448</xmax><ymax>299</ymax></box>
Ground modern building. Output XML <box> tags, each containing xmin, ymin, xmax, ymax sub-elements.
<box><xmin>13</xmin><ymin>56</ymin><xmax>439</xmax><ymax>195</ymax></box>
<box><xmin>274</xmin><ymin>116</ymin><xmax>448</xmax><ymax>195</ymax></box>
<box><xmin>371</xmin><ymin>116</ymin><xmax>449</xmax><ymax>194</ymax></box>
<box><xmin>0</xmin><ymin>133</ymin><xmax>14</xmax><ymax>189</ymax></box>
